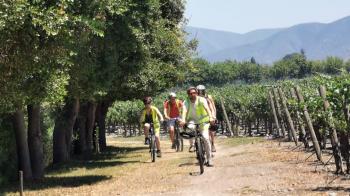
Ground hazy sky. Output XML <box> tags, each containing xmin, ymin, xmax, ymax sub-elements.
<box><xmin>184</xmin><ymin>0</ymin><xmax>350</xmax><ymax>33</ymax></box>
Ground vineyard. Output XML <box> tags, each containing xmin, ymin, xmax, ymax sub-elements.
<box><xmin>106</xmin><ymin>73</ymin><xmax>350</xmax><ymax>176</ymax></box>
<box><xmin>2</xmin><ymin>1</ymin><xmax>350</xmax><ymax>195</ymax></box>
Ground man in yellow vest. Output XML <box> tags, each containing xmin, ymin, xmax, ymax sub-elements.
<box><xmin>179</xmin><ymin>87</ymin><xmax>215</xmax><ymax>166</ymax></box>
<box><xmin>140</xmin><ymin>96</ymin><xmax>164</xmax><ymax>157</ymax></box>
<box><xmin>163</xmin><ymin>92</ymin><xmax>183</xmax><ymax>149</ymax></box>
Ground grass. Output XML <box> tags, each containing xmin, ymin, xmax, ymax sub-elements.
<box><xmin>0</xmin><ymin>135</ymin><xmax>266</xmax><ymax>195</ymax></box>
<box><xmin>0</xmin><ymin>136</ymin><xmax>150</xmax><ymax>196</ymax></box>
<box><xmin>217</xmin><ymin>136</ymin><xmax>265</xmax><ymax>147</ymax></box>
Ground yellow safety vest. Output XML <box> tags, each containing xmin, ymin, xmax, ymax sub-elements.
<box><xmin>140</xmin><ymin>106</ymin><xmax>160</xmax><ymax>130</ymax></box>
<box><xmin>185</xmin><ymin>97</ymin><xmax>210</xmax><ymax>124</ymax></box>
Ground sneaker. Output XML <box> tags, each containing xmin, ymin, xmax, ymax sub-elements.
<box><xmin>188</xmin><ymin>145</ymin><xmax>194</xmax><ymax>152</ymax></box>
<box><xmin>171</xmin><ymin>143</ymin><xmax>176</xmax><ymax>149</ymax></box>
<box><xmin>144</xmin><ymin>138</ymin><xmax>149</xmax><ymax>145</ymax></box>
<box><xmin>211</xmin><ymin>144</ymin><xmax>216</xmax><ymax>152</ymax></box>
<box><xmin>156</xmin><ymin>150</ymin><xmax>162</xmax><ymax>158</ymax></box>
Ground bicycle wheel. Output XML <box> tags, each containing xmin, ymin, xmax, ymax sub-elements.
<box><xmin>151</xmin><ymin>135</ymin><xmax>156</xmax><ymax>162</ymax></box>
<box><xmin>175</xmin><ymin>129</ymin><xmax>181</xmax><ymax>152</ymax></box>
<box><xmin>195</xmin><ymin>138</ymin><xmax>205</xmax><ymax>174</ymax></box>
<box><xmin>179</xmin><ymin>137</ymin><xmax>184</xmax><ymax>152</ymax></box>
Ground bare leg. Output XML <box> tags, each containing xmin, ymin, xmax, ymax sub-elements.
<box><xmin>169</xmin><ymin>126</ymin><xmax>175</xmax><ymax>144</ymax></box>
<box><xmin>209</xmin><ymin>130</ymin><xmax>216</xmax><ymax>152</ymax></box>
<box><xmin>156</xmin><ymin>136</ymin><xmax>161</xmax><ymax>151</ymax></box>
<box><xmin>144</xmin><ymin>123</ymin><xmax>150</xmax><ymax>138</ymax></box>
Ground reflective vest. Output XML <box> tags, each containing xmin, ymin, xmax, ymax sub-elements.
<box><xmin>140</xmin><ymin>106</ymin><xmax>160</xmax><ymax>130</ymax></box>
<box><xmin>185</xmin><ymin>97</ymin><xmax>210</xmax><ymax>124</ymax></box>
<box><xmin>166</xmin><ymin>99</ymin><xmax>182</xmax><ymax>117</ymax></box>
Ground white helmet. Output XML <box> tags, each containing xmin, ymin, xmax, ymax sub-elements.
<box><xmin>196</xmin><ymin>85</ymin><xmax>205</xmax><ymax>91</ymax></box>
<box><xmin>168</xmin><ymin>92</ymin><xmax>176</xmax><ymax>99</ymax></box>
<box><xmin>196</xmin><ymin>85</ymin><xmax>206</xmax><ymax>96</ymax></box>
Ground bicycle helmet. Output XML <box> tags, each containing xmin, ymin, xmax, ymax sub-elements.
<box><xmin>187</xmin><ymin>86</ymin><xmax>198</xmax><ymax>95</ymax></box>
<box><xmin>143</xmin><ymin>96</ymin><xmax>152</xmax><ymax>105</ymax></box>
<box><xmin>196</xmin><ymin>85</ymin><xmax>206</xmax><ymax>91</ymax></box>
<box><xmin>196</xmin><ymin>85</ymin><xmax>206</xmax><ymax>96</ymax></box>
<box><xmin>168</xmin><ymin>92</ymin><xmax>176</xmax><ymax>99</ymax></box>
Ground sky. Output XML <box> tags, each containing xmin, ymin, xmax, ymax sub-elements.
<box><xmin>184</xmin><ymin>0</ymin><xmax>350</xmax><ymax>34</ymax></box>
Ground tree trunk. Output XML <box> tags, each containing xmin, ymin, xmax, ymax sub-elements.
<box><xmin>77</xmin><ymin>103</ymin><xmax>88</xmax><ymax>155</ymax></box>
<box><xmin>86</xmin><ymin>102</ymin><xmax>97</xmax><ymax>155</ymax></box>
<box><xmin>12</xmin><ymin>109</ymin><xmax>32</xmax><ymax>180</ymax></box>
<box><xmin>53</xmin><ymin>98</ymin><xmax>79</xmax><ymax>164</ymax></box>
<box><xmin>294</xmin><ymin>86</ymin><xmax>323</xmax><ymax>163</ymax></box>
<box><xmin>27</xmin><ymin>104</ymin><xmax>44</xmax><ymax>180</ymax></box>
<box><xmin>96</xmin><ymin>100</ymin><xmax>110</xmax><ymax>151</ymax></box>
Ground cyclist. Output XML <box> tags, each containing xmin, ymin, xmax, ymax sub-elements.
<box><xmin>197</xmin><ymin>84</ymin><xmax>217</xmax><ymax>152</ymax></box>
<box><xmin>163</xmin><ymin>92</ymin><xmax>183</xmax><ymax>149</ymax></box>
<box><xmin>179</xmin><ymin>86</ymin><xmax>215</xmax><ymax>166</ymax></box>
<box><xmin>140</xmin><ymin>96</ymin><xmax>164</xmax><ymax>157</ymax></box>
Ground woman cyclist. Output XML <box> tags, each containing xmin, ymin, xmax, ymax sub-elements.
<box><xmin>140</xmin><ymin>96</ymin><xmax>164</xmax><ymax>157</ymax></box>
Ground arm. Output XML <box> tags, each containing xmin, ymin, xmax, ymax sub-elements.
<box><xmin>155</xmin><ymin>107</ymin><xmax>164</xmax><ymax>122</ymax></box>
<box><xmin>208</xmin><ymin>97</ymin><xmax>217</xmax><ymax>118</ymax></box>
<box><xmin>180</xmin><ymin>101</ymin><xmax>187</xmax><ymax>126</ymax></box>
<box><xmin>202</xmin><ymin>98</ymin><xmax>215</xmax><ymax>122</ymax></box>
<box><xmin>163</xmin><ymin>101</ymin><xmax>170</xmax><ymax>120</ymax></box>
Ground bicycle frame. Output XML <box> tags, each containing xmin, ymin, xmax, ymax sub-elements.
<box><xmin>148</xmin><ymin>123</ymin><xmax>157</xmax><ymax>162</ymax></box>
<box><xmin>187</xmin><ymin>122</ymin><xmax>207</xmax><ymax>174</ymax></box>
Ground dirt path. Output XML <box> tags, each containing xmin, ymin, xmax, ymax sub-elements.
<box><xmin>88</xmin><ymin>137</ymin><xmax>350</xmax><ymax>196</ymax></box>
<box><xmin>7</xmin><ymin>137</ymin><xmax>350</xmax><ymax>195</ymax></box>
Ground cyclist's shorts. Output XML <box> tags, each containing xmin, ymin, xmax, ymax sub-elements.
<box><xmin>143</xmin><ymin>123</ymin><xmax>160</xmax><ymax>137</ymax></box>
<box><xmin>167</xmin><ymin>118</ymin><xmax>179</xmax><ymax>127</ymax></box>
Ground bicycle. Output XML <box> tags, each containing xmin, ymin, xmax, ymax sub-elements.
<box><xmin>181</xmin><ymin>122</ymin><xmax>208</xmax><ymax>174</ymax></box>
<box><xmin>147</xmin><ymin>123</ymin><xmax>157</xmax><ymax>162</ymax></box>
<box><xmin>174</xmin><ymin>119</ymin><xmax>184</xmax><ymax>152</ymax></box>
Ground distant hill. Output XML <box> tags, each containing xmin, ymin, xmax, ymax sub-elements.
<box><xmin>186</xmin><ymin>16</ymin><xmax>350</xmax><ymax>64</ymax></box>
<box><xmin>185</xmin><ymin>26</ymin><xmax>281</xmax><ymax>57</ymax></box>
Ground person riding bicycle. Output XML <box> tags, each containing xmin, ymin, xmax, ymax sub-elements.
<box><xmin>197</xmin><ymin>84</ymin><xmax>217</xmax><ymax>152</ymax></box>
<box><xmin>163</xmin><ymin>92</ymin><xmax>183</xmax><ymax>149</ymax></box>
<box><xmin>179</xmin><ymin>86</ymin><xmax>215</xmax><ymax>167</ymax></box>
<box><xmin>140</xmin><ymin>96</ymin><xmax>164</xmax><ymax>157</ymax></box>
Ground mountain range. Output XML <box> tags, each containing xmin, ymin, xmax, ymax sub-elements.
<box><xmin>185</xmin><ymin>16</ymin><xmax>350</xmax><ymax>64</ymax></box>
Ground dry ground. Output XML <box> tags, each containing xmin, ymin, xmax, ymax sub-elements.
<box><xmin>2</xmin><ymin>135</ymin><xmax>350</xmax><ymax>195</ymax></box>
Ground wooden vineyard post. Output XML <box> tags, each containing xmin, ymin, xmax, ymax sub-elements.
<box><xmin>290</xmin><ymin>88</ymin><xmax>309</xmax><ymax>148</ymax></box>
<box><xmin>268</xmin><ymin>90</ymin><xmax>282</xmax><ymax>137</ymax></box>
<box><xmin>294</xmin><ymin>86</ymin><xmax>323</xmax><ymax>163</ymax></box>
<box><xmin>220</xmin><ymin>97</ymin><xmax>234</xmax><ymax>136</ymax></box>
<box><xmin>277</xmin><ymin>88</ymin><xmax>298</xmax><ymax>145</ymax></box>
<box><xmin>19</xmin><ymin>170</ymin><xmax>24</xmax><ymax>196</ymax></box>
<box><xmin>319</xmin><ymin>85</ymin><xmax>344</xmax><ymax>173</ymax></box>
<box><xmin>272</xmin><ymin>88</ymin><xmax>287</xmax><ymax>137</ymax></box>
